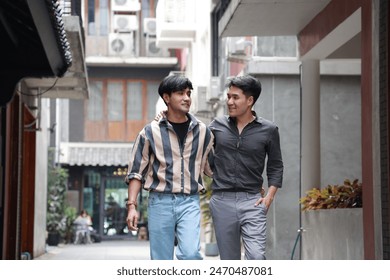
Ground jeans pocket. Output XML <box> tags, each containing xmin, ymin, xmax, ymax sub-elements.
<box><xmin>148</xmin><ymin>192</ymin><xmax>160</xmax><ymax>207</ymax></box>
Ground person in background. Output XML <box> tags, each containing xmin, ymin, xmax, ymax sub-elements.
<box><xmin>209</xmin><ymin>74</ymin><xmax>283</xmax><ymax>260</ymax></box>
<box><xmin>73</xmin><ymin>209</ymin><xmax>92</xmax><ymax>244</ymax></box>
<box><xmin>125</xmin><ymin>75</ymin><xmax>214</xmax><ymax>260</ymax></box>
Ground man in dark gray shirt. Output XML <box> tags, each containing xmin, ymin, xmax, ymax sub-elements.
<box><xmin>209</xmin><ymin>74</ymin><xmax>283</xmax><ymax>260</ymax></box>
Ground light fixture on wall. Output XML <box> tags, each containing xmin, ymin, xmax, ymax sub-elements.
<box><xmin>113</xmin><ymin>167</ymin><xmax>128</xmax><ymax>176</ymax></box>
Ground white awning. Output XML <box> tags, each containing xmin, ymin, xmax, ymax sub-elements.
<box><xmin>59</xmin><ymin>142</ymin><xmax>133</xmax><ymax>166</ymax></box>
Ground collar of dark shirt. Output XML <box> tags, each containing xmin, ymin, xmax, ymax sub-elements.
<box><xmin>228</xmin><ymin>110</ymin><xmax>263</xmax><ymax>125</ymax></box>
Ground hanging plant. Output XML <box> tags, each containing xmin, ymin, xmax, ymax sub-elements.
<box><xmin>299</xmin><ymin>179</ymin><xmax>362</xmax><ymax>211</ymax></box>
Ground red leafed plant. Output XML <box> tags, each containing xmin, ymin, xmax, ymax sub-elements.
<box><xmin>299</xmin><ymin>179</ymin><xmax>362</xmax><ymax>211</ymax></box>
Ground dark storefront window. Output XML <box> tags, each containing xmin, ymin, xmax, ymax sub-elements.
<box><xmin>83</xmin><ymin>167</ymin><xmax>130</xmax><ymax>237</ymax></box>
<box><xmin>84</xmin><ymin>170</ymin><xmax>101</xmax><ymax>232</ymax></box>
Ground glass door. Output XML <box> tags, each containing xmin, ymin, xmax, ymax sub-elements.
<box><xmin>101</xmin><ymin>177</ymin><xmax>128</xmax><ymax>236</ymax></box>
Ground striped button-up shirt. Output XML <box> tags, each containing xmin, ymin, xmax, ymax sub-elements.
<box><xmin>125</xmin><ymin>113</ymin><xmax>214</xmax><ymax>194</ymax></box>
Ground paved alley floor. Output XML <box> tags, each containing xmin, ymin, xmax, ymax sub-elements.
<box><xmin>34</xmin><ymin>238</ymin><xmax>219</xmax><ymax>260</ymax></box>
<box><xmin>35</xmin><ymin>238</ymin><xmax>150</xmax><ymax>260</ymax></box>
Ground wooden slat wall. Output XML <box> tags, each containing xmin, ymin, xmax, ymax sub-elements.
<box><xmin>85</xmin><ymin>79</ymin><xmax>149</xmax><ymax>142</ymax></box>
<box><xmin>21</xmin><ymin>106</ymin><xmax>36</xmax><ymax>258</ymax></box>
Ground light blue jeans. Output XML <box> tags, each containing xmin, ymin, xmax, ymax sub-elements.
<box><xmin>147</xmin><ymin>192</ymin><xmax>203</xmax><ymax>260</ymax></box>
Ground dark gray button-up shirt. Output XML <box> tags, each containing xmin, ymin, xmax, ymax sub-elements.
<box><xmin>209</xmin><ymin>114</ymin><xmax>283</xmax><ymax>193</ymax></box>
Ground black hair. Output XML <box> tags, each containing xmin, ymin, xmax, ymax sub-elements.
<box><xmin>225</xmin><ymin>74</ymin><xmax>262</xmax><ymax>104</ymax></box>
<box><xmin>158</xmin><ymin>75</ymin><xmax>193</xmax><ymax>99</ymax></box>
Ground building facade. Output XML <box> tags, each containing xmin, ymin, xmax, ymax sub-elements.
<box><xmin>56</xmin><ymin>0</ymin><xmax>190</xmax><ymax>238</ymax></box>
<box><xmin>209</xmin><ymin>0</ymin><xmax>389</xmax><ymax>259</ymax></box>
<box><xmin>0</xmin><ymin>0</ymin><xmax>88</xmax><ymax>259</ymax></box>
<box><xmin>2</xmin><ymin>0</ymin><xmax>368</xmax><ymax>260</ymax></box>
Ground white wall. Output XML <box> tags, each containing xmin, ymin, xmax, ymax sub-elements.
<box><xmin>187</xmin><ymin>0</ymin><xmax>212</xmax><ymax>115</ymax></box>
<box><xmin>33</xmin><ymin>98</ymin><xmax>50</xmax><ymax>258</ymax></box>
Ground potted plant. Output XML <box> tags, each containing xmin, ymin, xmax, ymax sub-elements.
<box><xmin>299</xmin><ymin>178</ymin><xmax>362</xmax><ymax>211</ymax></box>
<box><xmin>299</xmin><ymin>179</ymin><xmax>363</xmax><ymax>259</ymax></box>
<box><xmin>200</xmin><ymin>176</ymin><xmax>219</xmax><ymax>256</ymax></box>
<box><xmin>62</xmin><ymin>206</ymin><xmax>77</xmax><ymax>244</ymax></box>
<box><xmin>46</xmin><ymin>165</ymin><xmax>68</xmax><ymax>246</ymax></box>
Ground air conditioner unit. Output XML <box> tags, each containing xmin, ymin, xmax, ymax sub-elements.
<box><xmin>108</xmin><ymin>33</ymin><xmax>134</xmax><ymax>56</ymax></box>
<box><xmin>112</xmin><ymin>15</ymin><xmax>138</xmax><ymax>32</ymax></box>
<box><xmin>145</xmin><ymin>36</ymin><xmax>169</xmax><ymax>57</ymax></box>
<box><xmin>143</xmin><ymin>18</ymin><xmax>156</xmax><ymax>35</ymax></box>
<box><xmin>112</xmin><ymin>0</ymin><xmax>140</xmax><ymax>12</ymax></box>
<box><xmin>227</xmin><ymin>37</ymin><xmax>250</xmax><ymax>56</ymax></box>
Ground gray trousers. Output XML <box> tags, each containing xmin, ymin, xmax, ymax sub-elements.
<box><xmin>210</xmin><ymin>191</ymin><xmax>267</xmax><ymax>260</ymax></box>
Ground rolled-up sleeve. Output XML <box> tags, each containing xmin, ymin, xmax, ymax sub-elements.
<box><xmin>266</xmin><ymin>126</ymin><xmax>283</xmax><ymax>188</ymax></box>
<box><xmin>125</xmin><ymin>130</ymin><xmax>150</xmax><ymax>184</ymax></box>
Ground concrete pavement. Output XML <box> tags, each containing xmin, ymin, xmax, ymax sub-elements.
<box><xmin>34</xmin><ymin>237</ymin><xmax>219</xmax><ymax>260</ymax></box>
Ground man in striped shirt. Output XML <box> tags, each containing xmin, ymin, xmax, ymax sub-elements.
<box><xmin>125</xmin><ymin>75</ymin><xmax>214</xmax><ymax>260</ymax></box>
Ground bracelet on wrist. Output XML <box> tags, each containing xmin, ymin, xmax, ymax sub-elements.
<box><xmin>126</xmin><ymin>200</ymin><xmax>138</xmax><ymax>209</ymax></box>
